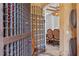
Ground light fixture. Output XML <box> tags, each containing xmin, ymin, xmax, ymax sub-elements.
<box><xmin>52</xmin><ymin>11</ymin><xmax>60</xmax><ymax>16</ymax></box>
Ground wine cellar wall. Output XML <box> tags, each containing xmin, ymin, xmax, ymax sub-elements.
<box><xmin>31</xmin><ymin>5</ymin><xmax>45</xmax><ymax>55</ymax></box>
<box><xmin>0</xmin><ymin>3</ymin><xmax>32</xmax><ymax>56</ymax></box>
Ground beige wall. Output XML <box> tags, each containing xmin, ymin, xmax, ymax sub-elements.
<box><xmin>77</xmin><ymin>4</ymin><xmax>79</xmax><ymax>56</ymax></box>
<box><xmin>59</xmin><ymin>4</ymin><xmax>73</xmax><ymax>56</ymax></box>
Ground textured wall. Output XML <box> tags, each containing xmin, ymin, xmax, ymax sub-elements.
<box><xmin>59</xmin><ymin>4</ymin><xmax>73</xmax><ymax>56</ymax></box>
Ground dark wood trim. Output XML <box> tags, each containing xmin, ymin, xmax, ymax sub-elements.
<box><xmin>3</xmin><ymin>32</ymin><xmax>31</xmax><ymax>45</ymax></box>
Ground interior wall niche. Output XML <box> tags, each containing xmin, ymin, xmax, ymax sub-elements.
<box><xmin>70</xmin><ymin>9</ymin><xmax>77</xmax><ymax>28</ymax></box>
<box><xmin>69</xmin><ymin>9</ymin><xmax>77</xmax><ymax>56</ymax></box>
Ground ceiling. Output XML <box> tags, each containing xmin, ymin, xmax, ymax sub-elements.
<box><xmin>44</xmin><ymin>3</ymin><xmax>60</xmax><ymax>16</ymax></box>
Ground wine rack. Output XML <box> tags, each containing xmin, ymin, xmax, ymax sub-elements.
<box><xmin>0</xmin><ymin>3</ymin><xmax>32</xmax><ymax>56</ymax></box>
<box><xmin>31</xmin><ymin>5</ymin><xmax>45</xmax><ymax>55</ymax></box>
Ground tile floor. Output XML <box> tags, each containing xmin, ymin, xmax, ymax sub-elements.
<box><xmin>38</xmin><ymin>44</ymin><xmax>59</xmax><ymax>56</ymax></box>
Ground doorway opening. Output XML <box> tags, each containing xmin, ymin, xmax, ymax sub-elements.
<box><xmin>44</xmin><ymin>3</ymin><xmax>60</xmax><ymax>56</ymax></box>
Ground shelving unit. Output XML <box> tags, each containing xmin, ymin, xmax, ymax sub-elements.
<box><xmin>0</xmin><ymin>3</ymin><xmax>32</xmax><ymax>56</ymax></box>
<box><xmin>31</xmin><ymin>5</ymin><xmax>45</xmax><ymax>55</ymax></box>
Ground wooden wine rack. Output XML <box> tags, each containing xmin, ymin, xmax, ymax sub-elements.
<box><xmin>31</xmin><ymin>5</ymin><xmax>45</xmax><ymax>55</ymax></box>
<box><xmin>0</xmin><ymin>3</ymin><xmax>32</xmax><ymax>56</ymax></box>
